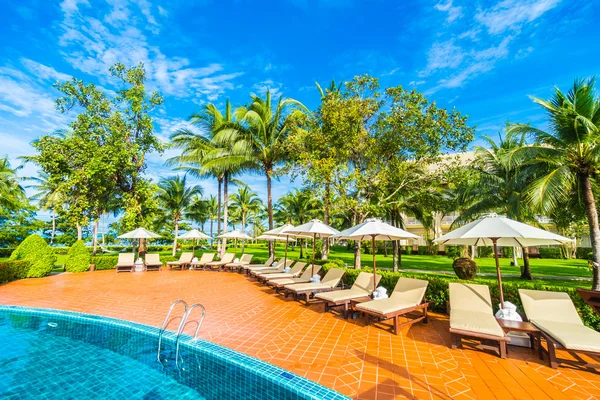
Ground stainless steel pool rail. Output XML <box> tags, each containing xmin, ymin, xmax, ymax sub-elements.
<box><xmin>175</xmin><ymin>303</ymin><xmax>206</xmax><ymax>367</ymax></box>
<box><xmin>157</xmin><ymin>300</ymin><xmax>188</xmax><ymax>362</ymax></box>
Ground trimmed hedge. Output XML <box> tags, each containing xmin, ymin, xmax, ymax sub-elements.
<box><xmin>538</xmin><ymin>247</ymin><xmax>563</xmax><ymax>259</ymax></box>
<box><xmin>0</xmin><ymin>248</ymin><xmax>16</xmax><ymax>258</ymax></box>
<box><xmin>0</xmin><ymin>260</ymin><xmax>30</xmax><ymax>283</ymax></box>
<box><xmin>445</xmin><ymin>245</ymin><xmax>463</xmax><ymax>260</ymax></box>
<box><xmin>478</xmin><ymin>246</ymin><xmax>494</xmax><ymax>258</ymax></box>
<box><xmin>404</xmin><ymin>246</ymin><xmax>413</xmax><ymax>255</ymax></box>
<box><xmin>9</xmin><ymin>234</ymin><xmax>56</xmax><ymax>278</ymax></box>
<box><xmin>65</xmin><ymin>240</ymin><xmax>91</xmax><ymax>273</ymax></box>
<box><xmin>576</xmin><ymin>247</ymin><xmax>593</xmax><ymax>260</ymax></box>
<box><xmin>318</xmin><ymin>264</ymin><xmax>600</xmax><ymax>331</ymax></box>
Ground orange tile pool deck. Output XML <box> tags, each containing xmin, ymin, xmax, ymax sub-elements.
<box><xmin>1</xmin><ymin>269</ymin><xmax>599</xmax><ymax>399</ymax></box>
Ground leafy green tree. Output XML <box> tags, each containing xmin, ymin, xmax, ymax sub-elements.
<box><xmin>214</xmin><ymin>91</ymin><xmax>308</xmax><ymax>258</ymax></box>
<box><xmin>28</xmin><ymin>172</ymin><xmax>62</xmax><ymax>245</ymax></box>
<box><xmin>0</xmin><ymin>156</ymin><xmax>25</xmax><ymax>213</ymax></box>
<box><xmin>0</xmin><ymin>203</ymin><xmax>44</xmax><ymax>248</ymax></box>
<box><xmin>156</xmin><ymin>176</ymin><xmax>202</xmax><ymax>256</ymax></box>
<box><xmin>186</xmin><ymin>195</ymin><xmax>210</xmax><ymax>232</ymax></box>
<box><xmin>510</xmin><ymin>78</ymin><xmax>600</xmax><ymax>289</ymax></box>
<box><xmin>229</xmin><ymin>186</ymin><xmax>263</xmax><ymax>252</ymax></box>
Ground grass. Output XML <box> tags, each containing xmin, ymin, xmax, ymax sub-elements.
<box><xmin>1</xmin><ymin>243</ymin><xmax>593</xmax><ymax>289</ymax></box>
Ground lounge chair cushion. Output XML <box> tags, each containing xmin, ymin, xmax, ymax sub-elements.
<box><xmin>317</xmin><ymin>289</ymin><xmax>371</xmax><ymax>303</ymax></box>
<box><xmin>531</xmin><ymin>319</ymin><xmax>600</xmax><ymax>352</ymax></box>
<box><xmin>519</xmin><ymin>289</ymin><xmax>583</xmax><ymax>325</ymax></box>
<box><xmin>356</xmin><ymin>298</ymin><xmax>419</xmax><ymax>316</ymax></box>
<box><xmin>450</xmin><ymin>310</ymin><xmax>505</xmax><ymax>337</ymax></box>
<box><xmin>272</xmin><ymin>278</ymin><xmax>310</xmax><ymax>286</ymax></box>
<box><xmin>286</xmin><ymin>282</ymin><xmax>333</xmax><ymax>292</ymax></box>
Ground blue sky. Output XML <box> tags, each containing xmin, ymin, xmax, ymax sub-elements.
<box><xmin>1</xmin><ymin>0</ymin><xmax>598</xmax><ymax>216</ymax></box>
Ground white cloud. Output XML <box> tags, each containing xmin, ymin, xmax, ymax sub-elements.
<box><xmin>60</xmin><ymin>0</ymin><xmax>89</xmax><ymax>16</ymax></box>
<box><xmin>20</xmin><ymin>58</ymin><xmax>71</xmax><ymax>81</ymax></box>
<box><xmin>252</xmin><ymin>79</ymin><xmax>283</xmax><ymax>98</ymax></box>
<box><xmin>419</xmin><ymin>40</ymin><xmax>465</xmax><ymax>77</ymax></box>
<box><xmin>476</xmin><ymin>0</ymin><xmax>561</xmax><ymax>34</ymax></box>
<box><xmin>435</xmin><ymin>0</ymin><xmax>463</xmax><ymax>23</ymax></box>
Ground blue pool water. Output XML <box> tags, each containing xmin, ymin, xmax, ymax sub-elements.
<box><xmin>0</xmin><ymin>306</ymin><xmax>347</xmax><ymax>400</ymax></box>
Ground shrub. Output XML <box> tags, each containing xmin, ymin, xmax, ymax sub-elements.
<box><xmin>65</xmin><ymin>240</ymin><xmax>91</xmax><ymax>273</ymax></box>
<box><xmin>478</xmin><ymin>246</ymin><xmax>494</xmax><ymax>258</ymax></box>
<box><xmin>576</xmin><ymin>247</ymin><xmax>592</xmax><ymax>259</ymax></box>
<box><xmin>0</xmin><ymin>260</ymin><xmax>30</xmax><ymax>283</ymax></box>
<box><xmin>314</xmin><ymin>249</ymin><xmax>323</xmax><ymax>260</ymax></box>
<box><xmin>0</xmin><ymin>248</ymin><xmax>15</xmax><ymax>258</ymax></box>
<box><xmin>417</xmin><ymin>246</ymin><xmax>430</xmax><ymax>255</ymax></box>
<box><xmin>445</xmin><ymin>245</ymin><xmax>463</xmax><ymax>260</ymax></box>
<box><xmin>91</xmin><ymin>256</ymin><xmax>118</xmax><ymax>270</ymax></box>
<box><xmin>10</xmin><ymin>234</ymin><xmax>56</xmax><ymax>278</ymax></box>
<box><xmin>538</xmin><ymin>247</ymin><xmax>563</xmax><ymax>259</ymax></box>
<box><xmin>404</xmin><ymin>246</ymin><xmax>412</xmax><ymax>255</ymax></box>
<box><xmin>501</xmin><ymin>247</ymin><xmax>513</xmax><ymax>258</ymax></box>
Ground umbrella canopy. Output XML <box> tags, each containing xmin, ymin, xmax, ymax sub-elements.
<box><xmin>262</xmin><ymin>224</ymin><xmax>309</xmax><ymax>265</ymax></box>
<box><xmin>434</xmin><ymin>214</ymin><xmax>572</xmax><ymax>307</ymax></box>
<box><xmin>287</xmin><ymin>219</ymin><xmax>340</xmax><ymax>275</ymax></box>
<box><xmin>117</xmin><ymin>228</ymin><xmax>161</xmax><ymax>239</ymax></box>
<box><xmin>217</xmin><ymin>229</ymin><xmax>253</xmax><ymax>240</ymax></box>
<box><xmin>334</xmin><ymin>218</ymin><xmax>420</xmax><ymax>286</ymax></box>
<box><xmin>177</xmin><ymin>229</ymin><xmax>211</xmax><ymax>240</ymax></box>
<box><xmin>256</xmin><ymin>234</ymin><xmax>296</xmax><ymax>242</ymax></box>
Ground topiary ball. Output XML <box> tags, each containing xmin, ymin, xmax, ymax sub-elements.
<box><xmin>452</xmin><ymin>257</ymin><xmax>478</xmax><ymax>280</ymax></box>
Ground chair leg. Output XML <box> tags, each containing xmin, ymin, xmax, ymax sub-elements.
<box><xmin>547</xmin><ymin>340</ymin><xmax>558</xmax><ymax>368</ymax></box>
<box><xmin>451</xmin><ymin>333</ymin><xmax>461</xmax><ymax>350</ymax></box>
<box><xmin>499</xmin><ymin>341</ymin><xmax>507</xmax><ymax>359</ymax></box>
<box><xmin>393</xmin><ymin>316</ymin><xmax>399</xmax><ymax>335</ymax></box>
<box><xmin>423</xmin><ymin>305</ymin><xmax>429</xmax><ymax>324</ymax></box>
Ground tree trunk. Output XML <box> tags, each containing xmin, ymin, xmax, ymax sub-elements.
<box><xmin>217</xmin><ymin>177</ymin><xmax>222</xmax><ymax>254</ymax></box>
<box><xmin>354</xmin><ymin>240</ymin><xmax>361</xmax><ymax>269</ymax></box>
<box><xmin>172</xmin><ymin>220</ymin><xmax>179</xmax><ymax>257</ymax></box>
<box><xmin>241</xmin><ymin>213</ymin><xmax>246</xmax><ymax>253</ymax></box>
<box><xmin>76</xmin><ymin>223</ymin><xmax>82</xmax><ymax>241</ymax></box>
<box><xmin>210</xmin><ymin>219</ymin><xmax>214</xmax><ymax>249</ymax></box>
<box><xmin>92</xmin><ymin>219</ymin><xmax>98</xmax><ymax>255</ymax></box>
<box><xmin>391</xmin><ymin>212</ymin><xmax>399</xmax><ymax>271</ymax></box>
<box><xmin>222</xmin><ymin>173</ymin><xmax>229</xmax><ymax>257</ymax></box>
<box><xmin>321</xmin><ymin>181</ymin><xmax>331</xmax><ymax>260</ymax></box>
<box><xmin>299</xmin><ymin>238</ymin><xmax>304</xmax><ymax>258</ymax></box>
<box><xmin>138</xmin><ymin>238</ymin><xmax>147</xmax><ymax>258</ymax></box>
<box><xmin>580</xmin><ymin>174</ymin><xmax>600</xmax><ymax>290</ymax></box>
<box><xmin>101</xmin><ymin>213</ymin><xmax>105</xmax><ymax>246</ymax></box>
<box><xmin>520</xmin><ymin>246</ymin><xmax>532</xmax><ymax>280</ymax></box>
<box><xmin>266</xmin><ymin>167</ymin><xmax>274</xmax><ymax>259</ymax></box>
<box><xmin>50</xmin><ymin>209</ymin><xmax>56</xmax><ymax>245</ymax></box>
<box><xmin>512</xmin><ymin>247</ymin><xmax>519</xmax><ymax>267</ymax></box>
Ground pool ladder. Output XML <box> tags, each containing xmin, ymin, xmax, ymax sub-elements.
<box><xmin>157</xmin><ymin>300</ymin><xmax>206</xmax><ymax>366</ymax></box>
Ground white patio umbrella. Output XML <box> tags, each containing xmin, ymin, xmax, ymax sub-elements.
<box><xmin>117</xmin><ymin>228</ymin><xmax>161</xmax><ymax>256</ymax></box>
<box><xmin>177</xmin><ymin>229</ymin><xmax>211</xmax><ymax>252</ymax></box>
<box><xmin>263</xmin><ymin>224</ymin><xmax>309</xmax><ymax>266</ymax></box>
<box><xmin>217</xmin><ymin>229</ymin><xmax>254</xmax><ymax>256</ymax></box>
<box><xmin>286</xmin><ymin>219</ymin><xmax>340</xmax><ymax>276</ymax></box>
<box><xmin>333</xmin><ymin>217</ymin><xmax>420</xmax><ymax>286</ymax></box>
<box><xmin>434</xmin><ymin>214</ymin><xmax>572</xmax><ymax>307</ymax></box>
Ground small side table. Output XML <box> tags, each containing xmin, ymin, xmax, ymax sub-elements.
<box><xmin>496</xmin><ymin>318</ymin><xmax>542</xmax><ymax>359</ymax></box>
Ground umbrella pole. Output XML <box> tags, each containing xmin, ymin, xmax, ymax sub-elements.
<box><xmin>311</xmin><ymin>233</ymin><xmax>316</xmax><ymax>276</ymax></box>
<box><xmin>284</xmin><ymin>236</ymin><xmax>289</xmax><ymax>266</ymax></box>
<box><xmin>372</xmin><ymin>235</ymin><xmax>377</xmax><ymax>289</ymax></box>
<box><xmin>492</xmin><ymin>238</ymin><xmax>505</xmax><ymax>308</ymax></box>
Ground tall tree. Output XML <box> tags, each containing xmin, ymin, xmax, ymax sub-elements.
<box><xmin>510</xmin><ymin>78</ymin><xmax>600</xmax><ymax>289</ymax></box>
<box><xmin>229</xmin><ymin>186</ymin><xmax>263</xmax><ymax>252</ymax></box>
<box><xmin>156</xmin><ymin>176</ymin><xmax>202</xmax><ymax>256</ymax></box>
<box><xmin>0</xmin><ymin>157</ymin><xmax>25</xmax><ymax>213</ymax></box>
<box><xmin>215</xmin><ymin>91</ymin><xmax>308</xmax><ymax>259</ymax></box>
<box><xmin>275</xmin><ymin>188</ymin><xmax>321</xmax><ymax>258</ymax></box>
<box><xmin>28</xmin><ymin>172</ymin><xmax>62</xmax><ymax>245</ymax></box>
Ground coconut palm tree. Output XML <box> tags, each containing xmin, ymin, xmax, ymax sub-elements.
<box><xmin>275</xmin><ymin>188</ymin><xmax>321</xmax><ymax>258</ymax></box>
<box><xmin>186</xmin><ymin>195</ymin><xmax>210</xmax><ymax>232</ymax></box>
<box><xmin>156</xmin><ymin>176</ymin><xmax>202</xmax><ymax>256</ymax></box>
<box><xmin>0</xmin><ymin>157</ymin><xmax>25</xmax><ymax>213</ymax></box>
<box><xmin>214</xmin><ymin>91</ymin><xmax>308</xmax><ymax>258</ymax></box>
<box><xmin>28</xmin><ymin>172</ymin><xmax>62</xmax><ymax>245</ymax></box>
<box><xmin>229</xmin><ymin>186</ymin><xmax>263</xmax><ymax>252</ymax></box>
<box><xmin>456</xmin><ymin>128</ymin><xmax>539</xmax><ymax>279</ymax></box>
<box><xmin>510</xmin><ymin>78</ymin><xmax>600</xmax><ymax>289</ymax></box>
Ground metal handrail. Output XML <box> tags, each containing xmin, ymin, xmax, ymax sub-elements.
<box><xmin>157</xmin><ymin>300</ymin><xmax>188</xmax><ymax>361</ymax></box>
<box><xmin>175</xmin><ymin>303</ymin><xmax>206</xmax><ymax>366</ymax></box>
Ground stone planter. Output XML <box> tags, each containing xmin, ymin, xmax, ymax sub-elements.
<box><xmin>452</xmin><ymin>257</ymin><xmax>478</xmax><ymax>280</ymax></box>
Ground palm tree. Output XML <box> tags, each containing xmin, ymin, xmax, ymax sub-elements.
<box><xmin>186</xmin><ymin>195</ymin><xmax>210</xmax><ymax>231</ymax></box>
<box><xmin>156</xmin><ymin>176</ymin><xmax>202</xmax><ymax>256</ymax></box>
<box><xmin>229</xmin><ymin>186</ymin><xmax>263</xmax><ymax>252</ymax></box>
<box><xmin>510</xmin><ymin>78</ymin><xmax>600</xmax><ymax>289</ymax></box>
<box><xmin>169</xmin><ymin>100</ymin><xmax>249</xmax><ymax>256</ymax></box>
<box><xmin>0</xmin><ymin>157</ymin><xmax>25</xmax><ymax>213</ymax></box>
<box><xmin>28</xmin><ymin>172</ymin><xmax>62</xmax><ymax>245</ymax></box>
<box><xmin>275</xmin><ymin>188</ymin><xmax>321</xmax><ymax>258</ymax></box>
<box><xmin>214</xmin><ymin>91</ymin><xmax>308</xmax><ymax>258</ymax></box>
<box><xmin>456</xmin><ymin>128</ymin><xmax>538</xmax><ymax>279</ymax></box>
<box><xmin>205</xmin><ymin>195</ymin><xmax>218</xmax><ymax>248</ymax></box>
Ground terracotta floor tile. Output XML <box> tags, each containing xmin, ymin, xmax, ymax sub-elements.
<box><xmin>2</xmin><ymin>269</ymin><xmax>600</xmax><ymax>400</ymax></box>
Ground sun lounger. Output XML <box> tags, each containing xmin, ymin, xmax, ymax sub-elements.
<box><xmin>249</xmin><ymin>259</ymin><xmax>293</xmax><ymax>278</ymax></box>
<box><xmin>519</xmin><ymin>289</ymin><xmax>600</xmax><ymax>369</ymax></box>
<box><xmin>115</xmin><ymin>253</ymin><xmax>135</xmax><ymax>273</ymax></box>
<box><xmin>222</xmin><ymin>254</ymin><xmax>253</xmax><ymax>272</ymax></box>
<box><xmin>167</xmin><ymin>252</ymin><xmax>194</xmax><ymax>270</ymax></box>
<box><xmin>144</xmin><ymin>254</ymin><xmax>162</xmax><ymax>271</ymax></box>
<box><xmin>205</xmin><ymin>253</ymin><xmax>235</xmax><ymax>271</ymax></box>
<box><xmin>267</xmin><ymin>265</ymin><xmax>322</xmax><ymax>292</ymax></box>
<box><xmin>190</xmin><ymin>253</ymin><xmax>215</xmax><ymax>270</ymax></box>
<box><xmin>255</xmin><ymin>262</ymin><xmax>306</xmax><ymax>283</ymax></box>
<box><xmin>449</xmin><ymin>283</ymin><xmax>510</xmax><ymax>358</ymax></box>
<box><xmin>239</xmin><ymin>256</ymin><xmax>275</xmax><ymax>273</ymax></box>
<box><xmin>284</xmin><ymin>268</ymin><xmax>346</xmax><ymax>305</ymax></box>
<box><xmin>354</xmin><ymin>277</ymin><xmax>428</xmax><ymax>334</ymax></box>
<box><xmin>316</xmin><ymin>272</ymin><xmax>381</xmax><ymax>319</ymax></box>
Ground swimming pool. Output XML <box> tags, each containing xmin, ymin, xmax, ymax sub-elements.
<box><xmin>0</xmin><ymin>305</ymin><xmax>348</xmax><ymax>400</ymax></box>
